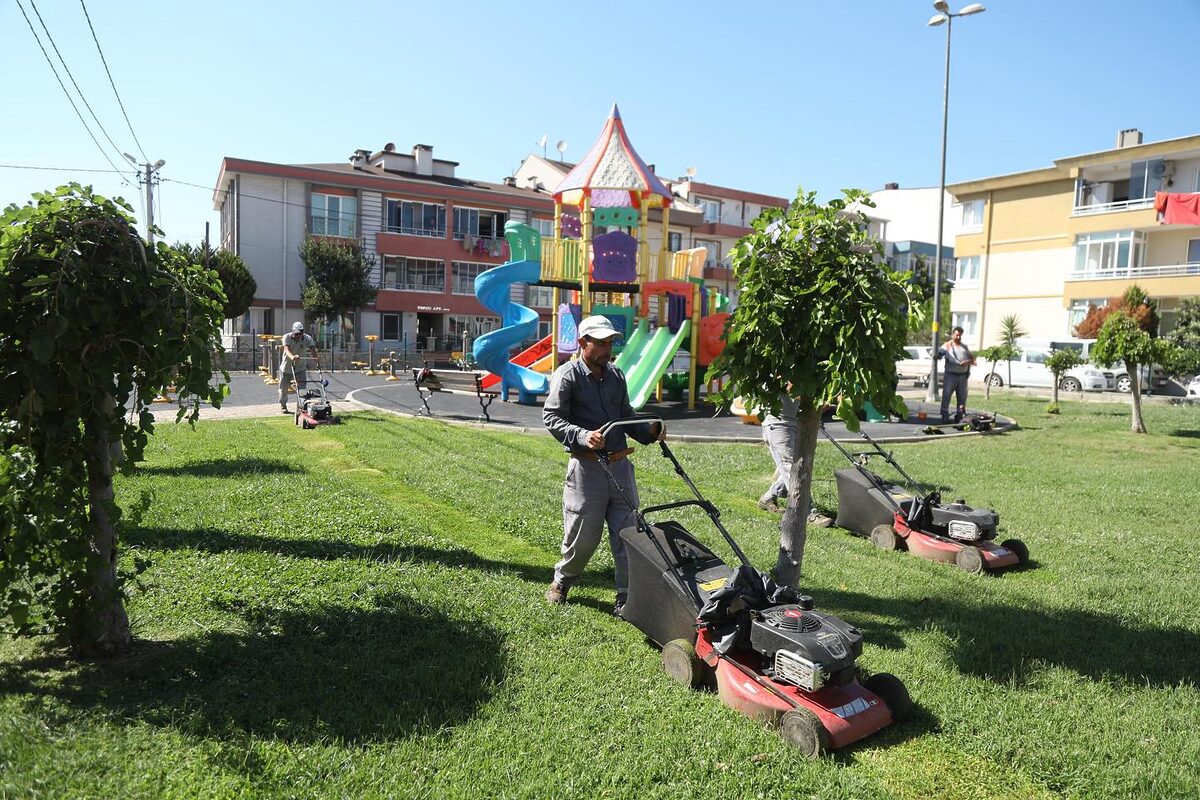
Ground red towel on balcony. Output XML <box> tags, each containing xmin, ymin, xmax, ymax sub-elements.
<box><xmin>1155</xmin><ymin>192</ymin><xmax>1200</xmax><ymax>224</ymax></box>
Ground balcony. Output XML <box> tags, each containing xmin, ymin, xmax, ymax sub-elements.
<box><xmin>1072</xmin><ymin>197</ymin><xmax>1155</xmax><ymax>216</ymax></box>
<box><xmin>1068</xmin><ymin>261</ymin><xmax>1200</xmax><ymax>282</ymax></box>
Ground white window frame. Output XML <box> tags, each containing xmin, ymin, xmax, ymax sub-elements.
<box><xmin>533</xmin><ymin>218</ymin><xmax>554</xmax><ymax>238</ymax></box>
<box><xmin>527</xmin><ymin>285</ymin><xmax>554</xmax><ymax>308</ymax></box>
<box><xmin>1067</xmin><ymin>297</ymin><xmax>1106</xmax><ymax>333</ymax></box>
<box><xmin>386</xmin><ymin>199</ymin><xmax>446</xmax><ymax>238</ymax></box>
<box><xmin>1187</xmin><ymin>238</ymin><xmax>1200</xmax><ymax>265</ymax></box>
<box><xmin>951</xmin><ymin>311</ymin><xmax>977</xmax><ymax>338</ymax></box>
<box><xmin>697</xmin><ymin>197</ymin><xmax>721</xmax><ymax>224</ymax></box>
<box><xmin>1073</xmin><ymin>230</ymin><xmax>1146</xmax><ymax>279</ymax></box>
<box><xmin>954</xmin><ymin>255</ymin><xmax>981</xmax><ymax>285</ymax></box>
<box><xmin>959</xmin><ymin>199</ymin><xmax>984</xmax><ymax>231</ymax></box>
<box><xmin>382</xmin><ymin>256</ymin><xmax>445</xmax><ymax>292</ymax></box>
<box><xmin>451</xmin><ymin>261</ymin><xmax>491</xmax><ymax>295</ymax></box>
<box><xmin>311</xmin><ymin>193</ymin><xmax>356</xmax><ymax>238</ymax></box>
<box><xmin>452</xmin><ymin>206</ymin><xmax>508</xmax><ymax>241</ymax></box>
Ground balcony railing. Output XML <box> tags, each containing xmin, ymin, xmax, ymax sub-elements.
<box><xmin>1068</xmin><ymin>261</ymin><xmax>1200</xmax><ymax>281</ymax></box>
<box><xmin>1071</xmin><ymin>197</ymin><xmax>1155</xmax><ymax>216</ymax></box>
<box><xmin>384</xmin><ymin>225</ymin><xmax>446</xmax><ymax>238</ymax></box>
<box><xmin>380</xmin><ymin>281</ymin><xmax>446</xmax><ymax>292</ymax></box>
<box><xmin>540</xmin><ymin>239</ymin><xmax>706</xmax><ymax>285</ymax></box>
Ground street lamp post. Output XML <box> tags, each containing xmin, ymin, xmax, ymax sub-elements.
<box><xmin>925</xmin><ymin>1</ymin><xmax>985</xmax><ymax>404</ymax></box>
<box><xmin>123</xmin><ymin>153</ymin><xmax>166</xmax><ymax>245</ymax></box>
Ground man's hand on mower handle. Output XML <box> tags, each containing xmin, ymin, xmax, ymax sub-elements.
<box><xmin>585</xmin><ymin>429</ymin><xmax>606</xmax><ymax>449</ymax></box>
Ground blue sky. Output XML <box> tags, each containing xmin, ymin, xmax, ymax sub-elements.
<box><xmin>2</xmin><ymin>0</ymin><xmax>1198</xmax><ymax>244</ymax></box>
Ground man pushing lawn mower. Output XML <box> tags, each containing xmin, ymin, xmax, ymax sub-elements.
<box><xmin>279</xmin><ymin>321</ymin><xmax>319</xmax><ymax>414</ymax></box>
<box><xmin>542</xmin><ymin>316</ymin><xmax>663</xmax><ymax>616</ymax></box>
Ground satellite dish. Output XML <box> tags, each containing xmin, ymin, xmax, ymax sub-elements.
<box><xmin>686</xmin><ymin>166</ymin><xmax>697</xmax><ymax>177</ymax></box>
<box><xmin>556</xmin><ymin>140</ymin><xmax>567</xmax><ymax>162</ymax></box>
<box><xmin>538</xmin><ymin>134</ymin><xmax>547</xmax><ymax>149</ymax></box>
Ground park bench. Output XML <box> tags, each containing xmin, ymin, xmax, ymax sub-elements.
<box><xmin>412</xmin><ymin>364</ymin><xmax>499</xmax><ymax>422</ymax></box>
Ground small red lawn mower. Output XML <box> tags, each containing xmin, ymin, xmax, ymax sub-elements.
<box><xmin>821</xmin><ymin>425</ymin><xmax>1027</xmax><ymax>573</ymax></box>
<box><xmin>288</xmin><ymin>358</ymin><xmax>339</xmax><ymax>429</ymax></box>
<box><xmin>595</xmin><ymin>417</ymin><xmax>910</xmax><ymax>757</ymax></box>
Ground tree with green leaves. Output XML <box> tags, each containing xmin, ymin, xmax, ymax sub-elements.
<box><xmin>903</xmin><ymin>254</ymin><xmax>951</xmax><ymax>345</ymax></box>
<box><xmin>174</xmin><ymin>242</ymin><xmax>257</xmax><ymax>320</ymax></box>
<box><xmin>1074</xmin><ymin>284</ymin><xmax>1159</xmax><ymax>339</ymax></box>
<box><xmin>299</xmin><ymin>236</ymin><xmax>377</xmax><ymax>347</ymax></box>
<box><xmin>1091</xmin><ymin>311</ymin><xmax>1177</xmax><ymax>434</ymax></box>
<box><xmin>0</xmin><ymin>184</ymin><xmax>227</xmax><ymax>653</ymax></box>
<box><xmin>998</xmin><ymin>314</ymin><xmax>1027</xmax><ymax>386</ymax></box>
<box><xmin>710</xmin><ymin>189</ymin><xmax>912</xmax><ymax>587</ymax></box>
<box><xmin>1045</xmin><ymin>348</ymin><xmax>1085</xmax><ymax>406</ymax></box>
<box><xmin>1165</xmin><ymin>296</ymin><xmax>1200</xmax><ymax>376</ymax></box>
<box><xmin>975</xmin><ymin>344</ymin><xmax>1017</xmax><ymax>399</ymax></box>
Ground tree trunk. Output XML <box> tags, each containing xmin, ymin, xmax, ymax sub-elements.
<box><xmin>1129</xmin><ymin>364</ymin><xmax>1147</xmax><ymax>434</ymax></box>
<box><xmin>80</xmin><ymin>421</ymin><xmax>132</xmax><ymax>654</ymax></box>
<box><xmin>775</xmin><ymin>401</ymin><xmax>819</xmax><ymax>588</ymax></box>
<box><xmin>1051</xmin><ymin>377</ymin><xmax>1059</xmax><ymax>406</ymax></box>
<box><xmin>1006</xmin><ymin>359</ymin><xmax>1013</xmax><ymax>387</ymax></box>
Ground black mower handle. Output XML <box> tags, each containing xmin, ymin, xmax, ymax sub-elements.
<box><xmin>597</xmin><ymin>414</ymin><xmax>665</xmax><ymax>439</ymax></box>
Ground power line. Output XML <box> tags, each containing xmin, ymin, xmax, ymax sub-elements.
<box><xmin>0</xmin><ymin>163</ymin><xmax>130</xmax><ymax>174</ymax></box>
<box><xmin>28</xmin><ymin>0</ymin><xmax>129</xmax><ymax>167</ymax></box>
<box><xmin>14</xmin><ymin>0</ymin><xmax>127</xmax><ymax>182</ymax></box>
<box><xmin>79</xmin><ymin>0</ymin><xmax>149</xmax><ymax>163</ymax></box>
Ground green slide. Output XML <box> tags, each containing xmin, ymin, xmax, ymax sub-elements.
<box><xmin>624</xmin><ymin>321</ymin><xmax>692</xmax><ymax>410</ymax></box>
<box><xmin>614</xmin><ymin>318</ymin><xmax>650</xmax><ymax>372</ymax></box>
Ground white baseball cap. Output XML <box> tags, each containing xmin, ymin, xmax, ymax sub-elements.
<box><xmin>578</xmin><ymin>316</ymin><xmax>619</xmax><ymax>340</ymax></box>
<box><xmin>292</xmin><ymin>321</ymin><xmax>304</xmax><ymax>333</ymax></box>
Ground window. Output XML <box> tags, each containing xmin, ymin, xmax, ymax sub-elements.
<box><xmin>453</xmin><ymin>207</ymin><xmax>508</xmax><ymax>240</ymax></box>
<box><xmin>1068</xmin><ymin>298</ymin><xmax>1105</xmax><ymax>332</ymax></box>
<box><xmin>386</xmin><ymin>200</ymin><xmax>446</xmax><ymax>237</ymax></box>
<box><xmin>451</xmin><ymin>261</ymin><xmax>490</xmax><ymax>295</ymax></box>
<box><xmin>382</xmin><ymin>313</ymin><xmax>401</xmax><ymax>341</ymax></box>
<box><xmin>382</xmin><ymin>256</ymin><xmax>445</xmax><ymax>292</ymax></box>
<box><xmin>697</xmin><ymin>240</ymin><xmax>719</xmax><ymax>267</ymax></box>
<box><xmin>951</xmin><ymin>312</ymin><xmax>977</xmax><ymax>337</ymax></box>
<box><xmin>955</xmin><ymin>255</ymin><xmax>981</xmax><ymax>284</ymax></box>
<box><xmin>1073</xmin><ymin>230</ymin><xmax>1146</xmax><ymax>278</ymax></box>
<box><xmin>533</xmin><ymin>218</ymin><xmax>554</xmax><ymax>238</ymax></box>
<box><xmin>959</xmin><ymin>199</ymin><xmax>984</xmax><ymax>229</ymax></box>
<box><xmin>1128</xmin><ymin>159</ymin><xmax>1166</xmax><ymax>201</ymax></box>
<box><xmin>311</xmin><ymin>193</ymin><xmax>356</xmax><ymax>238</ymax></box>
<box><xmin>447</xmin><ymin>315</ymin><xmax>499</xmax><ymax>340</ymax></box>
<box><xmin>668</xmin><ymin>232</ymin><xmax>682</xmax><ymax>252</ymax></box>
<box><xmin>1025</xmin><ymin>349</ymin><xmax>1048</xmax><ymax>365</ymax></box>
<box><xmin>527</xmin><ymin>285</ymin><xmax>554</xmax><ymax>308</ymax></box>
<box><xmin>697</xmin><ymin>198</ymin><xmax>720</xmax><ymax>224</ymax></box>
<box><xmin>1188</xmin><ymin>238</ymin><xmax>1200</xmax><ymax>264</ymax></box>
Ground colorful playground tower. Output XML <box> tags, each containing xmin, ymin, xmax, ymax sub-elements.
<box><xmin>472</xmin><ymin>104</ymin><xmax>728</xmax><ymax>410</ymax></box>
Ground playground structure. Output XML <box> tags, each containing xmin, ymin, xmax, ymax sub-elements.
<box><xmin>472</xmin><ymin>105</ymin><xmax>729</xmax><ymax>409</ymax></box>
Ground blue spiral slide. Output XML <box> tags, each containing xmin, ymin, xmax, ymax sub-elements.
<box><xmin>472</xmin><ymin>222</ymin><xmax>550</xmax><ymax>404</ymax></box>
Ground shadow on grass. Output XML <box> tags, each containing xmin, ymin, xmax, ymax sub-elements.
<box><xmin>0</xmin><ymin>595</ymin><xmax>504</xmax><ymax>744</ymax></box>
<box><xmin>1167</xmin><ymin>428</ymin><xmax>1200</xmax><ymax>439</ymax></box>
<box><xmin>126</xmin><ymin>526</ymin><xmax>615</xmax><ymax>594</ymax></box>
<box><xmin>811</xmin><ymin>588</ymin><xmax>1199</xmax><ymax>689</ymax></box>
<box><xmin>135</xmin><ymin>457</ymin><xmax>302</xmax><ymax>478</ymax></box>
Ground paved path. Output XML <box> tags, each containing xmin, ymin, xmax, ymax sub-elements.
<box><xmin>155</xmin><ymin>373</ymin><xmax>1014</xmax><ymax>443</ymax></box>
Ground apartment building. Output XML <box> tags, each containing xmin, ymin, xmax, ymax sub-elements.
<box><xmin>947</xmin><ymin>129</ymin><xmax>1200</xmax><ymax>348</ymax></box>
<box><xmin>214</xmin><ymin>144</ymin><xmax>554</xmax><ymax>351</ymax></box>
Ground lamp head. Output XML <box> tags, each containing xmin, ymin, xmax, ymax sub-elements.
<box><xmin>122</xmin><ymin>152</ymin><xmax>137</xmax><ymax>165</ymax></box>
<box><xmin>958</xmin><ymin>3</ymin><xmax>986</xmax><ymax>15</ymax></box>
<box><xmin>928</xmin><ymin>13</ymin><xmax>948</xmax><ymax>25</ymax></box>
<box><xmin>933</xmin><ymin>0</ymin><xmax>949</xmax><ymax>11</ymax></box>
<box><xmin>152</xmin><ymin>159</ymin><xmax>166</xmax><ymax>170</ymax></box>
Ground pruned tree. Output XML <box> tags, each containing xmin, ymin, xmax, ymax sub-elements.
<box><xmin>1091</xmin><ymin>311</ymin><xmax>1177</xmax><ymax>434</ymax></box>
<box><xmin>711</xmin><ymin>189</ymin><xmax>912</xmax><ymax>587</ymax></box>
<box><xmin>299</xmin><ymin>236</ymin><xmax>377</xmax><ymax>347</ymax></box>
<box><xmin>999</xmin><ymin>314</ymin><xmax>1026</xmax><ymax>386</ymax></box>
<box><xmin>0</xmin><ymin>184</ymin><xmax>227</xmax><ymax>653</ymax></box>
<box><xmin>1074</xmin><ymin>284</ymin><xmax>1159</xmax><ymax>339</ymax></box>
<box><xmin>1045</xmin><ymin>348</ymin><xmax>1085</xmax><ymax>406</ymax></box>
<box><xmin>1165</xmin><ymin>296</ymin><xmax>1200</xmax><ymax>376</ymax></box>
<box><xmin>174</xmin><ymin>242</ymin><xmax>257</xmax><ymax>320</ymax></box>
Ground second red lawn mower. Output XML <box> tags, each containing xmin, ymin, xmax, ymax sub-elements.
<box><xmin>821</xmin><ymin>425</ymin><xmax>1028</xmax><ymax>573</ymax></box>
<box><xmin>595</xmin><ymin>417</ymin><xmax>911</xmax><ymax>758</ymax></box>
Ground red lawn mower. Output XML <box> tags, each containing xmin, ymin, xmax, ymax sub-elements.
<box><xmin>288</xmin><ymin>358</ymin><xmax>339</xmax><ymax>429</ymax></box>
<box><xmin>595</xmin><ymin>417</ymin><xmax>910</xmax><ymax>757</ymax></box>
<box><xmin>822</xmin><ymin>425</ymin><xmax>1027</xmax><ymax>573</ymax></box>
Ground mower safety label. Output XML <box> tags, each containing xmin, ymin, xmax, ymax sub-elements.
<box><xmin>831</xmin><ymin>697</ymin><xmax>872</xmax><ymax>719</ymax></box>
<box><xmin>698</xmin><ymin>578</ymin><xmax>727</xmax><ymax>591</ymax></box>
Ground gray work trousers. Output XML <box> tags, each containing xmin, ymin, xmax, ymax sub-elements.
<box><xmin>553</xmin><ymin>456</ymin><xmax>639</xmax><ymax>598</ymax></box>
<box><xmin>760</xmin><ymin>420</ymin><xmax>797</xmax><ymax>505</ymax></box>
<box><xmin>280</xmin><ymin>363</ymin><xmax>307</xmax><ymax>408</ymax></box>
<box><xmin>941</xmin><ymin>371</ymin><xmax>969</xmax><ymax>419</ymax></box>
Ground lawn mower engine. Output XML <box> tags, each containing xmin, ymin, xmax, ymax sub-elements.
<box><xmin>925</xmin><ymin>498</ymin><xmax>999</xmax><ymax>543</ymax></box>
<box><xmin>750</xmin><ymin>602</ymin><xmax>863</xmax><ymax>692</ymax></box>
<box><xmin>298</xmin><ymin>389</ymin><xmax>333</xmax><ymax>421</ymax></box>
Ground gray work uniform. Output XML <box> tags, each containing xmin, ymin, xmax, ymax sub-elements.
<box><xmin>940</xmin><ymin>341</ymin><xmax>973</xmax><ymax>420</ymax></box>
<box><xmin>543</xmin><ymin>358</ymin><xmax>656</xmax><ymax>600</ymax></box>
<box><xmin>279</xmin><ymin>332</ymin><xmax>317</xmax><ymax>408</ymax></box>
<box><xmin>759</xmin><ymin>396</ymin><xmax>800</xmax><ymax>506</ymax></box>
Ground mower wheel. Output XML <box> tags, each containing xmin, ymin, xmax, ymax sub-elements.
<box><xmin>779</xmin><ymin>708</ymin><xmax>829</xmax><ymax>758</ymax></box>
<box><xmin>870</xmin><ymin>524</ymin><xmax>899</xmax><ymax>551</ymax></box>
<box><xmin>661</xmin><ymin>639</ymin><xmax>704</xmax><ymax>689</ymax></box>
<box><xmin>955</xmin><ymin>546</ymin><xmax>985</xmax><ymax>574</ymax></box>
<box><xmin>1001</xmin><ymin>538</ymin><xmax>1029</xmax><ymax>564</ymax></box>
<box><xmin>864</xmin><ymin>672</ymin><xmax>913</xmax><ymax>722</ymax></box>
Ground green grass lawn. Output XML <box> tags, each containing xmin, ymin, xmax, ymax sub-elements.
<box><xmin>2</xmin><ymin>397</ymin><xmax>1199</xmax><ymax>799</ymax></box>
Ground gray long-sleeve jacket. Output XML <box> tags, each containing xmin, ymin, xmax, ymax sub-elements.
<box><xmin>543</xmin><ymin>359</ymin><xmax>656</xmax><ymax>452</ymax></box>
<box><xmin>941</xmin><ymin>342</ymin><xmax>974</xmax><ymax>375</ymax></box>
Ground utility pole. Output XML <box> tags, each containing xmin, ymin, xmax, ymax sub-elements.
<box><xmin>124</xmin><ymin>153</ymin><xmax>166</xmax><ymax>245</ymax></box>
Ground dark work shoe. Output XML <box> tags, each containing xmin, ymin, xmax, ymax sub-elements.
<box><xmin>613</xmin><ymin>595</ymin><xmax>627</xmax><ymax>618</ymax></box>
<box><xmin>807</xmin><ymin>510</ymin><xmax>834</xmax><ymax>528</ymax></box>
<box><xmin>281</xmin><ymin>407</ymin><xmax>291</xmax><ymax>414</ymax></box>
<box><xmin>757</xmin><ymin>499</ymin><xmax>785</xmax><ymax>514</ymax></box>
<box><xmin>544</xmin><ymin>583</ymin><xmax>568</xmax><ymax>605</ymax></box>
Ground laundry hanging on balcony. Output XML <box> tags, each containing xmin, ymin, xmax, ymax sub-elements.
<box><xmin>1154</xmin><ymin>192</ymin><xmax>1200</xmax><ymax>225</ymax></box>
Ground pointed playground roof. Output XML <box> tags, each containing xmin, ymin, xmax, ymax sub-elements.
<box><xmin>552</xmin><ymin>104</ymin><xmax>673</xmax><ymax>209</ymax></box>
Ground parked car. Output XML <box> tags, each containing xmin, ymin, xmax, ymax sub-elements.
<box><xmin>1033</xmin><ymin>338</ymin><xmax>1168</xmax><ymax>394</ymax></box>
<box><xmin>976</xmin><ymin>346</ymin><xmax>1114</xmax><ymax>392</ymax></box>
<box><xmin>895</xmin><ymin>345</ymin><xmax>932</xmax><ymax>387</ymax></box>
<box><xmin>1187</xmin><ymin>375</ymin><xmax>1200</xmax><ymax>403</ymax></box>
